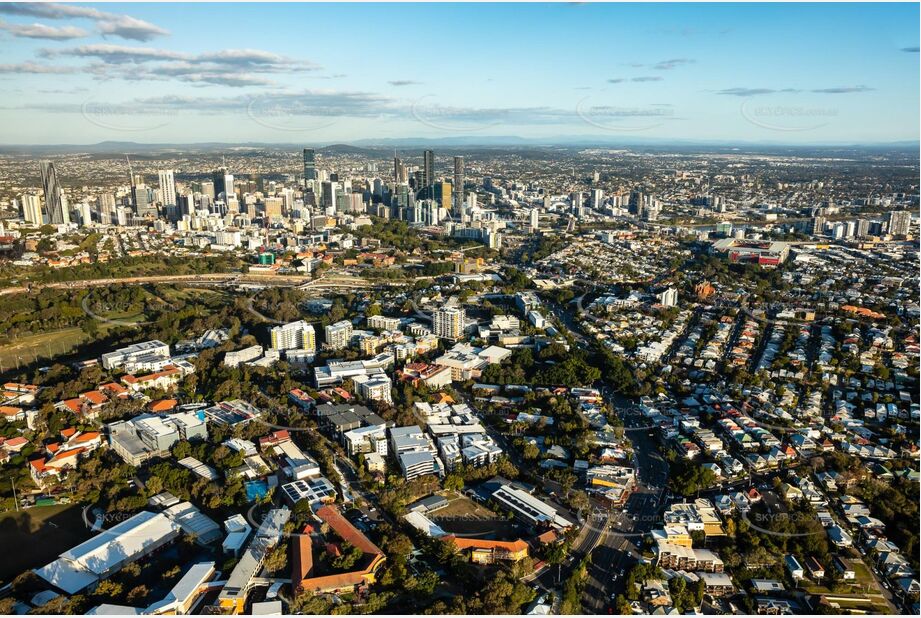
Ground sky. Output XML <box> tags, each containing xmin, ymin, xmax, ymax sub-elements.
<box><xmin>0</xmin><ymin>2</ymin><xmax>918</xmax><ymax>145</ymax></box>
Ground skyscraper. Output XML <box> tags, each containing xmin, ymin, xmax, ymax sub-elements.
<box><xmin>40</xmin><ymin>161</ymin><xmax>68</xmax><ymax>224</ymax></box>
<box><xmin>223</xmin><ymin>173</ymin><xmax>234</xmax><ymax>201</ymax></box>
<box><xmin>303</xmin><ymin>148</ymin><xmax>317</xmax><ymax>183</ymax></box>
<box><xmin>21</xmin><ymin>194</ymin><xmax>43</xmax><ymax>225</ymax></box>
<box><xmin>422</xmin><ymin>149</ymin><xmax>435</xmax><ymax>197</ymax></box>
<box><xmin>393</xmin><ymin>154</ymin><xmax>407</xmax><ymax>183</ymax></box>
<box><xmin>628</xmin><ymin>190</ymin><xmax>645</xmax><ymax>218</ymax></box>
<box><xmin>321</xmin><ymin>181</ymin><xmax>338</xmax><ymax>214</ymax></box>
<box><xmin>887</xmin><ymin>210</ymin><xmax>911</xmax><ymax>237</ymax></box>
<box><xmin>158</xmin><ymin>169</ymin><xmax>177</xmax><ymax>207</ymax></box>
<box><xmin>212</xmin><ymin>169</ymin><xmax>226</xmax><ymax>199</ymax></box>
<box><xmin>571</xmin><ymin>191</ymin><xmax>583</xmax><ymax>217</ymax></box>
<box><xmin>96</xmin><ymin>193</ymin><xmax>116</xmax><ymax>224</ymax></box>
<box><xmin>453</xmin><ymin>156</ymin><xmax>465</xmax><ymax>220</ymax></box>
<box><xmin>133</xmin><ymin>183</ymin><xmax>156</xmax><ymax>218</ymax></box>
<box><xmin>436</xmin><ymin>181</ymin><xmax>452</xmax><ymax>212</ymax></box>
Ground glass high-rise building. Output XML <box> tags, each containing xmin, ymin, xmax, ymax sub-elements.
<box><xmin>40</xmin><ymin>160</ymin><xmax>68</xmax><ymax>224</ymax></box>
<box><xmin>303</xmin><ymin>148</ymin><xmax>317</xmax><ymax>183</ymax></box>
<box><xmin>422</xmin><ymin>149</ymin><xmax>435</xmax><ymax>197</ymax></box>
<box><xmin>158</xmin><ymin>169</ymin><xmax>176</xmax><ymax>207</ymax></box>
<box><xmin>453</xmin><ymin>156</ymin><xmax>464</xmax><ymax>220</ymax></box>
<box><xmin>212</xmin><ymin>169</ymin><xmax>227</xmax><ymax>199</ymax></box>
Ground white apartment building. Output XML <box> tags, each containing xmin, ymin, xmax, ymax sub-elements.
<box><xmin>353</xmin><ymin>372</ymin><xmax>393</xmax><ymax>404</ymax></box>
<box><xmin>325</xmin><ymin>320</ymin><xmax>353</xmax><ymax>350</ymax></box>
<box><xmin>224</xmin><ymin>345</ymin><xmax>263</xmax><ymax>367</ymax></box>
<box><xmin>270</xmin><ymin>320</ymin><xmax>316</xmax><ymax>352</ymax></box>
<box><xmin>433</xmin><ymin>306</ymin><xmax>465</xmax><ymax>341</ymax></box>
<box><xmin>343</xmin><ymin>424</ymin><xmax>389</xmax><ymax>457</ymax></box>
<box><xmin>367</xmin><ymin>315</ymin><xmax>401</xmax><ymax>331</ymax></box>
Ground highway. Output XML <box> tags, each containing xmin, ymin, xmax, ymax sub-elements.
<box><xmin>0</xmin><ymin>271</ymin><xmax>398</xmax><ymax>297</ymax></box>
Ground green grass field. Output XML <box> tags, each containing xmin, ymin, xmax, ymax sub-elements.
<box><xmin>0</xmin><ymin>505</ymin><xmax>91</xmax><ymax>582</ymax></box>
<box><xmin>0</xmin><ymin>328</ymin><xmax>89</xmax><ymax>370</ymax></box>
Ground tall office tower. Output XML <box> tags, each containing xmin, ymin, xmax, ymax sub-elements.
<box><xmin>426</xmin><ymin>200</ymin><xmax>441</xmax><ymax>226</ymax></box>
<box><xmin>571</xmin><ymin>191</ymin><xmax>583</xmax><ymax>216</ymax></box>
<box><xmin>76</xmin><ymin>202</ymin><xmax>92</xmax><ymax>226</ymax></box>
<box><xmin>324</xmin><ymin>320</ymin><xmax>353</xmax><ymax>350</ymax></box>
<box><xmin>628</xmin><ymin>190</ymin><xmax>644</xmax><ymax>217</ymax></box>
<box><xmin>21</xmin><ymin>194</ymin><xmax>43</xmax><ymax>225</ymax></box>
<box><xmin>96</xmin><ymin>193</ymin><xmax>116</xmax><ymax>223</ymax></box>
<box><xmin>433</xmin><ymin>306</ymin><xmax>465</xmax><ymax>341</ymax></box>
<box><xmin>393</xmin><ymin>155</ymin><xmax>405</xmax><ymax>183</ymax></box>
<box><xmin>422</xmin><ymin>149</ymin><xmax>435</xmax><ymax>194</ymax></box>
<box><xmin>176</xmin><ymin>194</ymin><xmax>193</xmax><ymax>218</ymax></box>
<box><xmin>40</xmin><ymin>161</ymin><xmax>68</xmax><ymax>224</ymax></box>
<box><xmin>590</xmin><ymin>188</ymin><xmax>604</xmax><ymax>210</ymax></box>
<box><xmin>810</xmin><ymin>216</ymin><xmax>826</xmax><ymax>236</ymax></box>
<box><xmin>887</xmin><ymin>210</ymin><xmax>911</xmax><ymax>237</ymax></box>
<box><xmin>435</xmin><ymin>181</ymin><xmax>452</xmax><ymax>211</ymax></box>
<box><xmin>201</xmin><ymin>180</ymin><xmax>215</xmax><ymax>200</ymax></box>
<box><xmin>133</xmin><ymin>184</ymin><xmax>156</xmax><ymax>217</ymax></box>
<box><xmin>530</xmin><ymin>207</ymin><xmax>539</xmax><ymax>232</ymax></box>
<box><xmin>251</xmin><ymin>173</ymin><xmax>264</xmax><ymax>193</ymax></box>
<box><xmin>212</xmin><ymin>169</ymin><xmax>227</xmax><ymax>199</ymax></box>
<box><xmin>303</xmin><ymin>148</ymin><xmax>317</xmax><ymax>183</ymax></box>
<box><xmin>270</xmin><ymin>320</ymin><xmax>316</xmax><ymax>353</ymax></box>
<box><xmin>453</xmin><ymin>156</ymin><xmax>465</xmax><ymax>219</ymax></box>
<box><xmin>158</xmin><ymin>170</ymin><xmax>177</xmax><ymax>207</ymax></box>
<box><xmin>223</xmin><ymin>173</ymin><xmax>234</xmax><ymax>200</ymax></box>
<box><xmin>114</xmin><ymin>205</ymin><xmax>129</xmax><ymax>226</ymax></box>
<box><xmin>263</xmin><ymin>197</ymin><xmax>283</xmax><ymax>219</ymax></box>
<box><xmin>856</xmin><ymin>218</ymin><xmax>871</xmax><ymax>238</ymax></box>
<box><xmin>321</xmin><ymin>181</ymin><xmax>338</xmax><ymax>213</ymax></box>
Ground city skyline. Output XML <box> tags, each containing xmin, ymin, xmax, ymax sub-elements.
<box><xmin>0</xmin><ymin>2</ymin><xmax>918</xmax><ymax>145</ymax></box>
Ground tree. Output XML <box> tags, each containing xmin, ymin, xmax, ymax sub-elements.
<box><xmin>444</xmin><ymin>473</ymin><xmax>464</xmax><ymax>491</ymax></box>
<box><xmin>264</xmin><ymin>544</ymin><xmax>289</xmax><ymax>574</ymax></box>
<box><xmin>125</xmin><ymin>585</ymin><xmax>149</xmax><ymax>604</ymax></box>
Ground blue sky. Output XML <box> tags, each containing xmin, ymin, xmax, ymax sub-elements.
<box><xmin>0</xmin><ymin>2</ymin><xmax>918</xmax><ymax>144</ymax></box>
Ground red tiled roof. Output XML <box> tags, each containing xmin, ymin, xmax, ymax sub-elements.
<box><xmin>71</xmin><ymin>431</ymin><xmax>100</xmax><ymax>444</ymax></box>
<box><xmin>81</xmin><ymin>390</ymin><xmax>107</xmax><ymax>405</ymax></box>
<box><xmin>61</xmin><ymin>398</ymin><xmax>82</xmax><ymax>414</ymax></box>
<box><xmin>316</xmin><ymin>505</ymin><xmax>383</xmax><ymax>557</ymax></box>
<box><xmin>448</xmin><ymin>536</ymin><xmax>529</xmax><ymax>553</ymax></box>
<box><xmin>149</xmin><ymin>399</ymin><xmax>178</xmax><ymax>412</ymax></box>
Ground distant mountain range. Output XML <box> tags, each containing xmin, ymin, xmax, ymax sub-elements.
<box><xmin>0</xmin><ymin>137</ymin><xmax>917</xmax><ymax>156</ymax></box>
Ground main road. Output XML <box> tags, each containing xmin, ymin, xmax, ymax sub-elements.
<box><xmin>0</xmin><ymin>271</ymin><xmax>404</xmax><ymax>297</ymax></box>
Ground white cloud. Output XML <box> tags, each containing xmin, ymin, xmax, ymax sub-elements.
<box><xmin>0</xmin><ymin>20</ymin><xmax>87</xmax><ymax>40</ymax></box>
<box><xmin>0</xmin><ymin>2</ymin><xmax>168</xmax><ymax>41</ymax></box>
